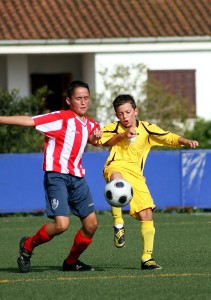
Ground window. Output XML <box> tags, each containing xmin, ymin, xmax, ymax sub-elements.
<box><xmin>31</xmin><ymin>73</ymin><xmax>71</xmax><ymax>111</ymax></box>
<box><xmin>147</xmin><ymin>70</ymin><xmax>196</xmax><ymax>117</ymax></box>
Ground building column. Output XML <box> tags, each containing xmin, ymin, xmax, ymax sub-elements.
<box><xmin>82</xmin><ymin>53</ymin><xmax>96</xmax><ymax>94</ymax></box>
<box><xmin>7</xmin><ymin>55</ymin><xmax>29</xmax><ymax>96</ymax></box>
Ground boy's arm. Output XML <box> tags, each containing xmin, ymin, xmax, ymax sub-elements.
<box><xmin>104</xmin><ymin>132</ymin><xmax>126</xmax><ymax>146</ymax></box>
<box><xmin>104</xmin><ymin>127</ymin><xmax>136</xmax><ymax>146</ymax></box>
<box><xmin>88</xmin><ymin>129</ymin><xmax>102</xmax><ymax>145</ymax></box>
<box><xmin>0</xmin><ymin>116</ymin><xmax>35</xmax><ymax>127</ymax></box>
<box><xmin>178</xmin><ymin>136</ymin><xmax>199</xmax><ymax>148</ymax></box>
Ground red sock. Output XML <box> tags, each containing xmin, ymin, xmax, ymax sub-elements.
<box><xmin>65</xmin><ymin>230</ymin><xmax>92</xmax><ymax>265</ymax></box>
<box><xmin>24</xmin><ymin>224</ymin><xmax>52</xmax><ymax>252</ymax></box>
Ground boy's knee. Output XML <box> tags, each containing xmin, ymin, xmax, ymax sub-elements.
<box><xmin>56</xmin><ymin>223</ymin><xmax>69</xmax><ymax>233</ymax></box>
<box><xmin>87</xmin><ymin>219</ymin><xmax>98</xmax><ymax>234</ymax></box>
<box><xmin>55</xmin><ymin>218</ymin><xmax>70</xmax><ymax>234</ymax></box>
<box><xmin>83</xmin><ymin>217</ymin><xmax>98</xmax><ymax>237</ymax></box>
<box><xmin>92</xmin><ymin>219</ymin><xmax>98</xmax><ymax>231</ymax></box>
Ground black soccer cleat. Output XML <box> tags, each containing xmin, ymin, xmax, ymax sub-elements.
<box><xmin>141</xmin><ymin>258</ymin><xmax>162</xmax><ymax>270</ymax></box>
<box><xmin>113</xmin><ymin>226</ymin><xmax>126</xmax><ymax>248</ymax></box>
<box><xmin>62</xmin><ymin>259</ymin><xmax>95</xmax><ymax>271</ymax></box>
<box><xmin>17</xmin><ymin>236</ymin><xmax>32</xmax><ymax>273</ymax></box>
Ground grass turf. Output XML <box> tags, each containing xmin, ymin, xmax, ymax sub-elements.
<box><xmin>0</xmin><ymin>213</ymin><xmax>211</xmax><ymax>300</ymax></box>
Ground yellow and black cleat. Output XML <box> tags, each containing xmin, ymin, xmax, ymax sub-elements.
<box><xmin>141</xmin><ymin>258</ymin><xmax>162</xmax><ymax>270</ymax></box>
<box><xmin>113</xmin><ymin>226</ymin><xmax>126</xmax><ymax>248</ymax></box>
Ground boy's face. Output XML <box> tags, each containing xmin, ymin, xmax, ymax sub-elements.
<box><xmin>66</xmin><ymin>87</ymin><xmax>90</xmax><ymax>117</ymax></box>
<box><xmin>115</xmin><ymin>103</ymin><xmax>138</xmax><ymax>128</ymax></box>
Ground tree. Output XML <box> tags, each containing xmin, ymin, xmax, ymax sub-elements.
<box><xmin>92</xmin><ymin>63</ymin><xmax>189</xmax><ymax>135</ymax></box>
<box><xmin>0</xmin><ymin>87</ymin><xmax>51</xmax><ymax>153</ymax></box>
<box><xmin>141</xmin><ymin>78</ymin><xmax>189</xmax><ymax>134</ymax></box>
<box><xmin>184</xmin><ymin>118</ymin><xmax>211</xmax><ymax>149</ymax></box>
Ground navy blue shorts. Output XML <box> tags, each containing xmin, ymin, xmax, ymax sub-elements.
<box><xmin>44</xmin><ymin>172</ymin><xmax>95</xmax><ymax>218</ymax></box>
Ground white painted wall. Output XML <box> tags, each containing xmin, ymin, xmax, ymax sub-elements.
<box><xmin>82</xmin><ymin>53</ymin><xmax>96</xmax><ymax>95</ymax></box>
<box><xmin>1</xmin><ymin>41</ymin><xmax>210</xmax><ymax>121</ymax></box>
<box><xmin>7</xmin><ymin>55</ymin><xmax>29</xmax><ymax>96</ymax></box>
<box><xmin>95</xmin><ymin>51</ymin><xmax>211</xmax><ymax>120</ymax></box>
<box><xmin>5</xmin><ymin>54</ymin><xmax>89</xmax><ymax>97</ymax></box>
<box><xmin>28</xmin><ymin>54</ymin><xmax>82</xmax><ymax>76</ymax></box>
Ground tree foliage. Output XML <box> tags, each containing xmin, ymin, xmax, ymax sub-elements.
<box><xmin>0</xmin><ymin>87</ymin><xmax>50</xmax><ymax>153</ymax></box>
<box><xmin>184</xmin><ymin>118</ymin><xmax>211</xmax><ymax>149</ymax></box>
<box><xmin>141</xmin><ymin>80</ymin><xmax>191</xmax><ymax>134</ymax></box>
<box><xmin>92</xmin><ymin>63</ymin><xmax>190</xmax><ymax>135</ymax></box>
<box><xmin>91</xmin><ymin>63</ymin><xmax>146</xmax><ymax>124</ymax></box>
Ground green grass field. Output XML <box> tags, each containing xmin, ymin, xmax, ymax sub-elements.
<box><xmin>1</xmin><ymin>213</ymin><xmax>211</xmax><ymax>300</ymax></box>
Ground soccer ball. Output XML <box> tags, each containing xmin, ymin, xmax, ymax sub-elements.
<box><xmin>104</xmin><ymin>178</ymin><xmax>133</xmax><ymax>207</ymax></box>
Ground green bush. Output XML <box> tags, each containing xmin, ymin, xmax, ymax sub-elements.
<box><xmin>184</xmin><ymin>118</ymin><xmax>211</xmax><ymax>149</ymax></box>
<box><xmin>0</xmin><ymin>87</ymin><xmax>50</xmax><ymax>153</ymax></box>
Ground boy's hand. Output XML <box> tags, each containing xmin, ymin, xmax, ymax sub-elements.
<box><xmin>93</xmin><ymin>129</ymin><xmax>102</xmax><ymax>140</ymax></box>
<box><xmin>178</xmin><ymin>137</ymin><xmax>199</xmax><ymax>148</ymax></box>
<box><xmin>125</xmin><ymin>127</ymin><xmax>136</xmax><ymax>139</ymax></box>
<box><xmin>88</xmin><ymin>129</ymin><xmax>102</xmax><ymax>145</ymax></box>
<box><xmin>185</xmin><ymin>139</ymin><xmax>199</xmax><ymax>148</ymax></box>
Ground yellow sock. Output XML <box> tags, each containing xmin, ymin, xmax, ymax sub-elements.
<box><xmin>141</xmin><ymin>221</ymin><xmax>155</xmax><ymax>262</ymax></box>
<box><xmin>111</xmin><ymin>206</ymin><xmax>124</xmax><ymax>226</ymax></box>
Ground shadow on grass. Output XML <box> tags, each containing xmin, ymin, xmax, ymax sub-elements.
<box><xmin>0</xmin><ymin>265</ymin><xmax>60</xmax><ymax>273</ymax></box>
<box><xmin>0</xmin><ymin>265</ymin><xmax>106</xmax><ymax>273</ymax></box>
<box><xmin>0</xmin><ymin>264</ymin><xmax>141</xmax><ymax>274</ymax></box>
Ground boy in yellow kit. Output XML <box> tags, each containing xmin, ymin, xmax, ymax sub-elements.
<box><xmin>98</xmin><ymin>94</ymin><xmax>199</xmax><ymax>270</ymax></box>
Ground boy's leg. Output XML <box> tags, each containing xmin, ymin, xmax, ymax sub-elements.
<box><xmin>109</xmin><ymin>172</ymin><xmax>126</xmax><ymax>248</ymax></box>
<box><xmin>139</xmin><ymin>209</ymin><xmax>162</xmax><ymax>270</ymax></box>
<box><xmin>63</xmin><ymin>212</ymin><xmax>97</xmax><ymax>271</ymax></box>
<box><xmin>17</xmin><ymin>216</ymin><xmax>69</xmax><ymax>273</ymax></box>
<box><xmin>63</xmin><ymin>176</ymin><xmax>98</xmax><ymax>271</ymax></box>
<box><xmin>141</xmin><ymin>220</ymin><xmax>155</xmax><ymax>261</ymax></box>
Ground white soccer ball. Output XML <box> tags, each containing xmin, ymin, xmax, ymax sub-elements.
<box><xmin>104</xmin><ymin>178</ymin><xmax>133</xmax><ymax>207</ymax></box>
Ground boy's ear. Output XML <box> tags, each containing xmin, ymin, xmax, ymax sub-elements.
<box><xmin>116</xmin><ymin>113</ymin><xmax>119</xmax><ymax>120</ymax></box>
<box><xmin>66</xmin><ymin>97</ymin><xmax>71</xmax><ymax>105</ymax></box>
<box><xmin>135</xmin><ymin>108</ymin><xmax>139</xmax><ymax>116</ymax></box>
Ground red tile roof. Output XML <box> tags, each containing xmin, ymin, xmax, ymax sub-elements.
<box><xmin>0</xmin><ymin>0</ymin><xmax>210</xmax><ymax>40</ymax></box>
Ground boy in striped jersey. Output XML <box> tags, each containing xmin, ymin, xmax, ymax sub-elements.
<box><xmin>98</xmin><ymin>94</ymin><xmax>199</xmax><ymax>270</ymax></box>
<box><xmin>0</xmin><ymin>80</ymin><xmax>102</xmax><ymax>273</ymax></box>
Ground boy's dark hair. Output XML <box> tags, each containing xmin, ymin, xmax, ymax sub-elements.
<box><xmin>67</xmin><ymin>80</ymin><xmax>90</xmax><ymax>98</ymax></box>
<box><xmin>113</xmin><ymin>94</ymin><xmax>137</xmax><ymax>112</ymax></box>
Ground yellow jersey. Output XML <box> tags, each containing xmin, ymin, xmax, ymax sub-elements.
<box><xmin>100</xmin><ymin>120</ymin><xmax>180</xmax><ymax>175</ymax></box>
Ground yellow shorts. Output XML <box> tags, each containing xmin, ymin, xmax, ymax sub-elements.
<box><xmin>103</xmin><ymin>162</ymin><xmax>156</xmax><ymax>220</ymax></box>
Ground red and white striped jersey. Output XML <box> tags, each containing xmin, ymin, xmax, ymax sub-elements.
<box><xmin>33</xmin><ymin>110</ymin><xmax>100</xmax><ymax>177</ymax></box>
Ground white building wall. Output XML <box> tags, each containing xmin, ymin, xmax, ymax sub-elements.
<box><xmin>82</xmin><ymin>53</ymin><xmax>96</xmax><ymax>94</ymax></box>
<box><xmin>28</xmin><ymin>54</ymin><xmax>82</xmax><ymax>76</ymax></box>
<box><xmin>7</xmin><ymin>55</ymin><xmax>29</xmax><ymax>96</ymax></box>
<box><xmin>1</xmin><ymin>39</ymin><xmax>210</xmax><ymax>120</ymax></box>
<box><xmin>95</xmin><ymin>50</ymin><xmax>211</xmax><ymax>120</ymax></box>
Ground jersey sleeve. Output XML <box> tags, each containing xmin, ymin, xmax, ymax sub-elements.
<box><xmin>89</xmin><ymin>120</ymin><xmax>101</xmax><ymax>135</ymax></box>
<box><xmin>98</xmin><ymin>122</ymin><xmax>118</xmax><ymax>145</ymax></box>
<box><xmin>33</xmin><ymin>111</ymin><xmax>63</xmax><ymax>137</ymax></box>
<box><xmin>142</xmin><ymin>122</ymin><xmax>180</xmax><ymax>147</ymax></box>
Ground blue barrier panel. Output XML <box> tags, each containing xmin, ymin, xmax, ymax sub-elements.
<box><xmin>0</xmin><ymin>153</ymin><xmax>45</xmax><ymax>212</ymax></box>
<box><xmin>84</xmin><ymin>150</ymin><xmax>182</xmax><ymax>210</ymax></box>
<box><xmin>181</xmin><ymin>150</ymin><xmax>211</xmax><ymax>208</ymax></box>
<box><xmin>83</xmin><ymin>151</ymin><xmax>110</xmax><ymax>211</ymax></box>
<box><xmin>144</xmin><ymin>150</ymin><xmax>181</xmax><ymax>209</ymax></box>
<box><xmin>0</xmin><ymin>150</ymin><xmax>210</xmax><ymax>213</ymax></box>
